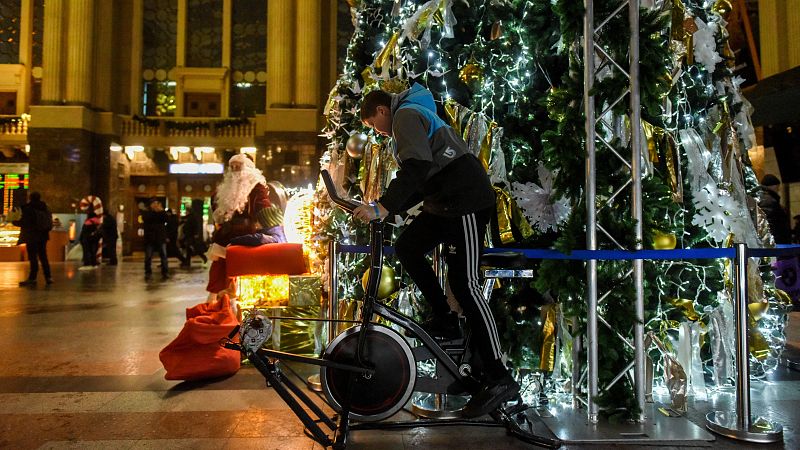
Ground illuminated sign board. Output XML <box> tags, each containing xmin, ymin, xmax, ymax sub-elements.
<box><xmin>169</xmin><ymin>163</ymin><xmax>224</xmax><ymax>174</ymax></box>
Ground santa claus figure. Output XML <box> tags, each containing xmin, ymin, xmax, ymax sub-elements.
<box><xmin>206</xmin><ymin>154</ymin><xmax>285</xmax><ymax>297</ymax></box>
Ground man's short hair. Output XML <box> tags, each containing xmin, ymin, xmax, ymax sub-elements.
<box><xmin>760</xmin><ymin>174</ymin><xmax>781</xmax><ymax>186</ymax></box>
<box><xmin>30</xmin><ymin>191</ymin><xmax>41</xmax><ymax>202</ymax></box>
<box><xmin>360</xmin><ymin>90</ymin><xmax>392</xmax><ymax>121</ymax></box>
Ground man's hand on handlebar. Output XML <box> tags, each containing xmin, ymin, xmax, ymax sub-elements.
<box><xmin>354</xmin><ymin>201</ymin><xmax>389</xmax><ymax>222</ymax></box>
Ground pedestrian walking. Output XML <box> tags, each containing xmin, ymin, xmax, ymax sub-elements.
<box><xmin>13</xmin><ymin>191</ymin><xmax>53</xmax><ymax>286</ymax></box>
<box><xmin>180</xmin><ymin>205</ymin><xmax>207</xmax><ymax>267</ymax></box>
<box><xmin>166</xmin><ymin>208</ymin><xmax>188</xmax><ymax>266</ymax></box>
<box><xmin>143</xmin><ymin>199</ymin><xmax>169</xmax><ymax>280</ymax></box>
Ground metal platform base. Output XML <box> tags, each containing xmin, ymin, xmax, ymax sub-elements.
<box><xmin>410</xmin><ymin>393</ymin><xmax>469</xmax><ymax>419</ymax></box>
<box><xmin>306</xmin><ymin>374</ymin><xmax>322</xmax><ymax>392</ymax></box>
<box><xmin>536</xmin><ymin>402</ymin><xmax>715</xmax><ymax>445</ymax></box>
<box><xmin>705</xmin><ymin>411</ymin><xmax>783</xmax><ymax>443</ymax></box>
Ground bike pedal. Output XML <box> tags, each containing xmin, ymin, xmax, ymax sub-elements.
<box><xmin>503</xmin><ymin>401</ymin><xmax>529</xmax><ymax>416</ymax></box>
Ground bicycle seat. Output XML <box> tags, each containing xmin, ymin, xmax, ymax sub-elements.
<box><xmin>479</xmin><ymin>251</ymin><xmax>527</xmax><ymax>269</ymax></box>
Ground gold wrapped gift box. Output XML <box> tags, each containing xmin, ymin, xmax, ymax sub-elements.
<box><xmin>236</xmin><ymin>274</ymin><xmax>323</xmax><ymax>357</ymax></box>
<box><xmin>237</xmin><ymin>274</ymin><xmax>321</xmax><ymax>309</ymax></box>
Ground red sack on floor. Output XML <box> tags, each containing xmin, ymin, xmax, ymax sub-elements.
<box><xmin>159</xmin><ymin>294</ymin><xmax>241</xmax><ymax>381</ymax></box>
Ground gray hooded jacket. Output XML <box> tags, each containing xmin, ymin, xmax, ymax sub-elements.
<box><xmin>378</xmin><ymin>84</ymin><xmax>495</xmax><ymax>217</ymax></box>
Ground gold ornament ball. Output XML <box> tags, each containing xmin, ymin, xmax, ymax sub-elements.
<box><xmin>362</xmin><ymin>265</ymin><xmax>398</xmax><ymax>299</ymax></box>
<box><xmin>346</xmin><ymin>133</ymin><xmax>368</xmax><ymax>159</ymax></box>
<box><xmin>712</xmin><ymin>0</ymin><xmax>733</xmax><ymax>19</ymax></box>
<box><xmin>459</xmin><ymin>61</ymin><xmax>484</xmax><ymax>87</ymax></box>
<box><xmin>652</xmin><ymin>230</ymin><xmax>677</xmax><ymax>250</ymax></box>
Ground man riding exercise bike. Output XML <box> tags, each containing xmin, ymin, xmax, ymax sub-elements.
<box><xmin>355</xmin><ymin>83</ymin><xmax>519</xmax><ymax>418</ymax></box>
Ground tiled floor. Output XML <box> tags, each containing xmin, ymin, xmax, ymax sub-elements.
<box><xmin>0</xmin><ymin>259</ymin><xmax>798</xmax><ymax>449</ymax></box>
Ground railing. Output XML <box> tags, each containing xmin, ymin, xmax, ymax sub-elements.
<box><xmin>0</xmin><ymin>115</ymin><xmax>29</xmax><ymax>137</ymax></box>
<box><xmin>119</xmin><ymin>115</ymin><xmax>256</xmax><ymax>139</ymax></box>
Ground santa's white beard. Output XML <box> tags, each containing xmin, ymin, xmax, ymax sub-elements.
<box><xmin>213</xmin><ymin>168</ymin><xmax>266</xmax><ymax>223</ymax></box>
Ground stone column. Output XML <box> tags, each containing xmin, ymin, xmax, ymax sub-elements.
<box><xmin>221</xmin><ymin>0</ymin><xmax>232</xmax><ymax>116</ymax></box>
<box><xmin>294</xmin><ymin>0</ymin><xmax>320</xmax><ymax>108</ymax></box>
<box><xmin>65</xmin><ymin>0</ymin><xmax>95</xmax><ymax>105</ymax></box>
<box><xmin>267</xmin><ymin>0</ymin><xmax>294</xmax><ymax>107</ymax></box>
<box><xmin>93</xmin><ymin>0</ymin><xmax>113</xmax><ymax>111</ymax></box>
<box><xmin>130</xmin><ymin>0</ymin><xmax>144</xmax><ymax>115</ymax></box>
<box><xmin>41</xmin><ymin>0</ymin><xmax>64</xmax><ymax>103</ymax></box>
<box><xmin>787</xmin><ymin>1</ymin><xmax>800</xmax><ymax>70</ymax></box>
<box><xmin>758</xmin><ymin>0</ymin><xmax>785</xmax><ymax>78</ymax></box>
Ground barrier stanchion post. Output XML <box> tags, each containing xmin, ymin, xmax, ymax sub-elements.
<box><xmin>705</xmin><ymin>243</ymin><xmax>783</xmax><ymax>443</ymax></box>
<box><xmin>327</xmin><ymin>240</ymin><xmax>339</xmax><ymax>346</ymax></box>
<box><xmin>308</xmin><ymin>240</ymin><xmax>339</xmax><ymax>392</ymax></box>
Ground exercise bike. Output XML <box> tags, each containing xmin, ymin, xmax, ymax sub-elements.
<box><xmin>222</xmin><ymin>169</ymin><xmax>561</xmax><ymax>449</ymax></box>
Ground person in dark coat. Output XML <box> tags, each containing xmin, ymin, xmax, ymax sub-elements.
<box><xmin>142</xmin><ymin>199</ymin><xmax>169</xmax><ymax>279</ymax></box>
<box><xmin>758</xmin><ymin>174</ymin><xmax>792</xmax><ymax>244</ymax></box>
<box><xmin>13</xmin><ymin>191</ymin><xmax>53</xmax><ymax>286</ymax></box>
<box><xmin>100</xmin><ymin>211</ymin><xmax>118</xmax><ymax>265</ymax></box>
<box><xmin>179</xmin><ymin>205</ymin><xmax>207</xmax><ymax>267</ymax></box>
<box><xmin>79</xmin><ymin>211</ymin><xmax>102</xmax><ymax>269</ymax></box>
<box><xmin>165</xmin><ymin>208</ymin><xmax>188</xmax><ymax>266</ymax></box>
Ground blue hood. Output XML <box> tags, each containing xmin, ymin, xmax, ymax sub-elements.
<box><xmin>393</xmin><ymin>83</ymin><xmax>437</xmax><ymax>115</ymax></box>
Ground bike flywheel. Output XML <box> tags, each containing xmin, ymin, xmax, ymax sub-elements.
<box><xmin>321</xmin><ymin>325</ymin><xmax>416</xmax><ymax>422</ymax></box>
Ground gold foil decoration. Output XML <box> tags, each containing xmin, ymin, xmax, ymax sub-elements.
<box><xmin>478</xmin><ymin>122</ymin><xmax>496</xmax><ymax>171</ymax></box>
<box><xmin>374</xmin><ymin>31</ymin><xmax>400</xmax><ymax>69</ymax></box>
<box><xmin>490</xmin><ymin>21</ymin><xmax>503</xmax><ymax>41</ymax></box>
<box><xmin>642</xmin><ymin>120</ymin><xmax>682</xmax><ymax>202</ymax></box>
<box><xmin>749</xmin><ymin>324</ymin><xmax>770</xmax><ymax>360</ymax></box>
<box><xmin>380</xmin><ymin>77</ymin><xmax>408</xmax><ymax>94</ymax></box>
<box><xmin>649</xmin><ymin>331</ymin><xmax>688</xmax><ymax>412</ymax></box>
<box><xmin>442</xmin><ymin>99</ymin><xmax>498</xmax><ymax>172</ymax></box>
<box><xmin>748</xmin><ymin>300</ymin><xmax>769</xmax><ymax>321</ymax></box>
<box><xmin>361</xmin><ymin>66</ymin><xmax>378</xmax><ymax>89</ymax></box>
<box><xmin>362</xmin><ymin>142</ymin><xmax>384</xmax><ymax>203</ymax></box>
<box><xmin>444</xmin><ymin>100</ymin><xmax>463</xmax><ymax>136</ymax></box>
<box><xmin>682</xmin><ymin>17</ymin><xmax>698</xmax><ymax>66</ymax></box>
<box><xmin>274</xmin><ymin>306</ymin><xmax>320</xmax><ymax>356</ymax></box>
<box><xmin>642</xmin><ymin>120</ymin><xmax>661</xmax><ymax>164</ymax></box>
<box><xmin>539</xmin><ymin>303</ymin><xmax>558</xmax><ymax>372</ymax></box>
<box><xmin>771</xmin><ymin>288</ymin><xmax>793</xmax><ymax>307</ymax></box>
<box><xmin>665</xmin><ymin>136</ymin><xmax>684</xmax><ymax>203</ymax></box>
<box><xmin>667</xmin><ymin>297</ymin><xmax>701</xmax><ymax>322</ymax></box>
<box><xmin>289</xmin><ymin>275</ymin><xmax>322</xmax><ymax>307</ymax></box>
<box><xmin>671</xmin><ymin>0</ymin><xmax>686</xmax><ymax>41</ymax></box>
<box><xmin>493</xmin><ymin>187</ymin><xmax>534</xmax><ymax>244</ymax></box>
<box><xmin>237</xmin><ymin>274</ymin><xmax>290</xmax><ymax>308</ymax></box>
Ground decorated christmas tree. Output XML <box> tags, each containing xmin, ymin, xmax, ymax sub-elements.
<box><xmin>312</xmin><ymin>0</ymin><xmax>788</xmax><ymax>418</ymax></box>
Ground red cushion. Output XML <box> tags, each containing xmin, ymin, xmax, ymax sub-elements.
<box><xmin>226</xmin><ymin>243</ymin><xmax>307</xmax><ymax>277</ymax></box>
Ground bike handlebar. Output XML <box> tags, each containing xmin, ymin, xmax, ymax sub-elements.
<box><xmin>321</xmin><ymin>169</ymin><xmax>361</xmax><ymax>214</ymax></box>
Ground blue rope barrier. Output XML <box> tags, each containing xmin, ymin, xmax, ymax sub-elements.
<box><xmin>337</xmin><ymin>244</ymin><xmax>800</xmax><ymax>261</ymax></box>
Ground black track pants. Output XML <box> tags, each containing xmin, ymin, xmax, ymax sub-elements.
<box><xmin>394</xmin><ymin>207</ymin><xmax>506</xmax><ymax>379</ymax></box>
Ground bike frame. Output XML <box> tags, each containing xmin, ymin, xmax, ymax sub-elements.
<box><xmin>227</xmin><ymin>170</ymin><xmax>560</xmax><ymax>449</ymax></box>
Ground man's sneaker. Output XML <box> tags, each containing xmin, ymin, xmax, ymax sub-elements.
<box><xmin>45</xmin><ymin>278</ymin><xmax>54</xmax><ymax>285</ymax></box>
<box><xmin>18</xmin><ymin>279</ymin><xmax>36</xmax><ymax>287</ymax></box>
<box><xmin>461</xmin><ymin>375</ymin><xmax>520</xmax><ymax>418</ymax></box>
